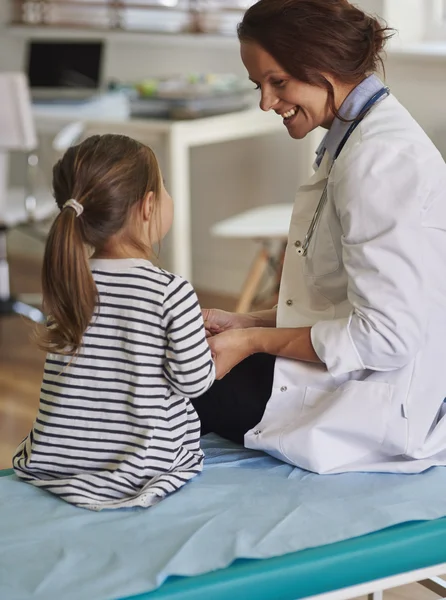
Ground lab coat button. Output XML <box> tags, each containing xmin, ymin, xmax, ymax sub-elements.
<box><xmin>280</xmin><ymin>386</ymin><xmax>287</xmax><ymax>392</ymax></box>
<box><xmin>294</xmin><ymin>240</ymin><xmax>302</xmax><ymax>248</ymax></box>
<box><xmin>286</xmin><ymin>299</ymin><xmax>293</xmax><ymax>306</ymax></box>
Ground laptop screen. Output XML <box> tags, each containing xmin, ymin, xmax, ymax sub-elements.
<box><xmin>27</xmin><ymin>41</ymin><xmax>103</xmax><ymax>90</ymax></box>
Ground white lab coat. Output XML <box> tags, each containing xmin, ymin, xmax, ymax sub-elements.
<box><xmin>245</xmin><ymin>94</ymin><xmax>446</xmax><ymax>473</ymax></box>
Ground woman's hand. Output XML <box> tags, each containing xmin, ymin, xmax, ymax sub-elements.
<box><xmin>202</xmin><ymin>308</ymin><xmax>255</xmax><ymax>337</ymax></box>
<box><xmin>208</xmin><ymin>325</ymin><xmax>321</xmax><ymax>379</ymax></box>
<box><xmin>202</xmin><ymin>307</ymin><xmax>277</xmax><ymax>337</ymax></box>
<box><xmin>207</xmin><ymin>329</ymin><xmax>252</xmax><ymax>379</ymax></box>
<box><xmin>204</xmin><ymin>308</ymin><xmax>312</xmax><ymax>379</ymax></box>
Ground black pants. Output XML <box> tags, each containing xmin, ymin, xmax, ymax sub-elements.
<box><xmin>191</xmin><ymin>353</ymin><xmax>276</xmax><ymax>445</ymax></box>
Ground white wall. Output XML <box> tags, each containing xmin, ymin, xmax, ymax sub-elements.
<box><xmin>384</xmin><ymin>0</ymin><xmax>426</xmax><ymax>44</ymax></box>
<box><xmin>358</xmin><ymin>0</ymin><xmax>385</xmax><ymax>14</ymax></box>
<box><xmin>385</xmin><ymin>58</ymin><xmax>446</xmax><ymax>154</ymax></box>
<box><xmin>2</xmin><ymin>1</ymin><xmax>446</xmax><ymax>295</ymax></box>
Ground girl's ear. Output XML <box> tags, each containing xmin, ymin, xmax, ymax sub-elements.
<box><xmin>142</xmin><ymin>191</ymin><xmax>155</xmax><ymax>222</ymax></box>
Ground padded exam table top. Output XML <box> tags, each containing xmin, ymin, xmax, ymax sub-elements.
<box><xmin>2</xmin><ymin>467</ymin><xmax>446</xmax><ymax>600</ymax></box>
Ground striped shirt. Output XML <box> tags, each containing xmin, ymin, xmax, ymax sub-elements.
<box><xmin>13</xmin><ymin>258</ymin><xmax>215</xmax><ymax>511</ymax></box>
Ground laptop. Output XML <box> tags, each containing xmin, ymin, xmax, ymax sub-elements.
<box><xmin>26</xmin><ymin>40</ymin><xmax>104</xmax><ymax>102</ymax></box>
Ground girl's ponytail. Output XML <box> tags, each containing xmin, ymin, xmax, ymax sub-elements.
<box><xmin>39</xmin><ymin>205</ymin><xmax>97</xmax><ymax>355</ymax></box>
<box><xmin>37</xmin><ymin>133</ymin><xmax>162</xmax><ymax>356</ymax></box>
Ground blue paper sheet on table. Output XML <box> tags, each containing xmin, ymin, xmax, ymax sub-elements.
<box><xmin>1</xmin><ymin>433</ymin><xmax>446</xmax><ymax>600</ymax></box>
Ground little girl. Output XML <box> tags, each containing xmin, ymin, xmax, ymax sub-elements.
<box><xmin>13</xmin><ymin>134</ymin><xmax>215</xmax><ymax>510</ymax></box>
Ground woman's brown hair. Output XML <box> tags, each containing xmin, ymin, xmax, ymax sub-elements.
<box><xmin>40</xmin><ymin>133</ymin><xmax>161</xmax><ymax>356</ymax></box>
<box><xmin>237</xmin><ymin>0</ymin><xmax>395</xmax><ymax>117</ymax></box>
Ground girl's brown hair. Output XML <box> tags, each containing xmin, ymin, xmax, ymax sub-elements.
<box><xmin>237</xmin><ymin>0</ymin><xmax>395</xmax><ymax>116</ymax></box>
<box><xmin>40</xmin><ymin>133</ymin><xmax>161</xmax><ymax>356</ymax></box>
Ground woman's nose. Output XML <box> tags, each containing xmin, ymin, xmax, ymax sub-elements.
<box><xmin>259</xmin><ymin>90</ymin><xmax>279</xmax><ymax>112</ymax></box>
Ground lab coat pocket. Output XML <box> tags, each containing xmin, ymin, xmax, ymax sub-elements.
<box><xmin>279</xmin><ymin>380</ymin><xmax>393</xmax><ymax>474</ymax></box>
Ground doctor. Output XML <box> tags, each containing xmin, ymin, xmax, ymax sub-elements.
<box><xmin>192</xmin><ymin>0</ymin><xmax>446</xmax><ymax>474</ymax></box>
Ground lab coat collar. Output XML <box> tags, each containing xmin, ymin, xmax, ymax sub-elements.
<box><xmin>315</xmin><ymin>74</ymin><xmax>385</xmax><ymax>168</ymax></box>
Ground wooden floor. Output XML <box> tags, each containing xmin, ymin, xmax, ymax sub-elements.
<box><xmin>0</xmin><ymin>254</ymin><xmax>46</xmax><ymax>470</ymax></box>
<box><xmin>0</xmin><ymin>254</ymin><xmax>444</xmax><ymax>600</ymax></box>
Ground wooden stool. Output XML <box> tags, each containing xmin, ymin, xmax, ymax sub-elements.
<box><xmin>211</xmin><ymin>204</ymin><xmax>293</xmax><ymax>313</ymax></box>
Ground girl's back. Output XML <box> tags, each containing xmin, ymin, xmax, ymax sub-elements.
<box><xmin>12</xmin><ymin>135</ymin><xmax>215</xmax><ymax>510</ymax></box>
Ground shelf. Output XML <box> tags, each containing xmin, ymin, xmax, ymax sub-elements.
<box><xmin>3</xmin><ymin>24</ymin><xmax>240</xmax><ymax>48</ymax></box>
<box><xmin>5</xmin><ymin>25</ymin><xmax>446</xmax><ymax>59</ymax></box>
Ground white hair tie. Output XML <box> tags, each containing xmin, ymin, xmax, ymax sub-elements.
<box><xmin>63</xmin><ymin>198</ymin><xmax>84</xmax><ymax>217</ymax></box>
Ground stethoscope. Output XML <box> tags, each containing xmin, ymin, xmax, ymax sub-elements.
<box><xmin>296</xmin><ymin>86</ymin><xmax>390</xmax><ymax>257</ymax></box>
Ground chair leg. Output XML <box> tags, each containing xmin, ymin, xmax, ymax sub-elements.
<box><xmin>15</xmin><ymin>300</ymin><xmax>45</xmax><ymax>324</ymax></box>
<box><xmin>0</xmin><ymin>226</ymin><xmax>11</xmax><ymax>302</ymax></box>
<box><xmin>0</xmin><ymin>298</ymin><xmax>45</xmax><ymax>323</ymax></box>
<box><xmin>0</xmin><ymin>227</ymin><xmax>45</xmax><ymax>324</ymax></box>
<box><xmin>419</xmin><ymin>578</ymin><xmax>446</xmax><ymax>598</ymax></box>
<box><xmin>235</xmin><ymin>245</ymin><xmax>270</xmax><ymax>314</ymax></box>
<box><xmin>367</xmin><ymin>592</ymin><xmax>383</xmax><ymax>600</ymax></box>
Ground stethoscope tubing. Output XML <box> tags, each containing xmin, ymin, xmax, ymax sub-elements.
<box><xmin>297</xmin><ymin>86</ymin><xmax>390</xmax><ymax>257</ymax></box>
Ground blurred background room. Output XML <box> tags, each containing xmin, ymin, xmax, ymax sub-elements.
<box><xmin>1</xmin><ymin>0</ymin><xmax>446</xmax><ymax>520</ymax></box>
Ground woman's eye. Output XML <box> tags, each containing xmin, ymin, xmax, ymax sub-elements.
<box><xmin>272</xmin><ymin>79</ymin><xmax>286</xmax><ymax>88</ymax></box>
<box><xmin>254</xmin><ymin>83</ymin><xmax>261</xmax><ymax>90</ymax></box>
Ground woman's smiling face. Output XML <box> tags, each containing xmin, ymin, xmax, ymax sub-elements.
<box><xmin>241</xmin><ymin>41</ymin><xmax>335</xmax><ymax>139</ymax></box>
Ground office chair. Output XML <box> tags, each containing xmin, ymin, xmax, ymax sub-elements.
<box><xmin>0</xmin><ymin>72</ymin><xmax>58</xmax><ymax>323</ymax></box>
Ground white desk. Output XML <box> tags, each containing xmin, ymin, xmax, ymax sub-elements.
<box><xmin>33</xmin><ymin>93</ymin><xmax>317</xmax><ymax>281</ymax></box>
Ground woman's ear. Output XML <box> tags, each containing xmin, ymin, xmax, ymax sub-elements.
<box><xmin>142</xmin><ymin>191</ymin><xmax>155</xmax><ymax>222</ymax></box>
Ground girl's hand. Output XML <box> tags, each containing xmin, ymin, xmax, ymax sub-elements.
<box><xmin>202</xmin><ymin>308</ymin><xmax>255</xmax><ymax>337</ymax></box>
<box><xmin>207</xmin><ymin>329</ymin><xmax>253</xmax><ymax>379</ymax></box>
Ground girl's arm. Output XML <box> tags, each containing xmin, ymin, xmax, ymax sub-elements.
<box><xmin>163</xmin><ymin>277</ymin><xmax>215</xmax><ymax>397</ymax></box>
